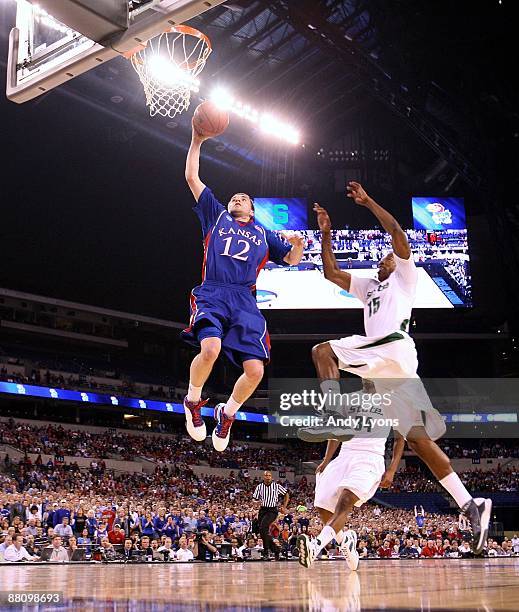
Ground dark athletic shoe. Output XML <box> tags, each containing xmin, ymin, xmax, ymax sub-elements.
<box><xmin>461</xmin><ymin>497</ymin><xmax>492</xmax><ymax>555</ymax></box>
<box><xmin>297</xmin><ymin>424</ymin><xmax>354</xmax><ymax>443</ymax></box>
<box><xmin>297</xmin><ymin>534</ymin><xmax>316</xmax><ymax>568</ymax></box>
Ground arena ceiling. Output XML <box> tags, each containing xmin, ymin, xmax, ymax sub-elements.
<box><xmin>0</xmin><ymin>0</ymin><xmax>517</xmax><ymax>324</ymax></box>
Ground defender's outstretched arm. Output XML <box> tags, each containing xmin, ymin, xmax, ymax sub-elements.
<box><xmin>347</xmin><ymin>181</ymin><xmax>411</xmax><ymax>259</ymax></box>
<box><xmin>314</xmin><ymin>203</ymin><xmax>352</xmax><ymax>292</ymax></box>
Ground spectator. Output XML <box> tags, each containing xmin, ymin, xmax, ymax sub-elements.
<box><xmin>176</xmin><ymin>536</ymin><xmax>195</xmax><ymax>562</ymax></box>
<box><xmin>25</xmin><ymin>518</ymin><xmax>38</xmax><ymax>537</ymax></box>
<box><xmin>4</xmin><ymin>534</ymin><xmax>37</xmax><ymax>562</ymax></box>
<box><xmin>357</xmin><ymin>539</ymin><xmax>369</xmax><ymax>559</ymax></box>
<box><xmin>162</xmin><ymin>516</ymin><xmax>177</xmax><ymax>540</ymax></box>
<box><xmin>77</xmin><ymin>528</ymin><xmax>92</xmax><ymax>554</ymax></box>
<box><xmin>512</xmin><ymin>534</ymin><xmax>519</xmax><ymax>555</ymax></box>
<box><xmin>94</xmin><ymin>521</ymin><xmax>109</xmax><ymax>544</ymax></box>
<box><xmin>67</xmin><ymin>536</ymin><xmax>78</xmax><ymax>560</ymax></box>
<box><xmin>72</xmin><ymin>508</ymin><xmax>87</xmax><ymax>536</ymax></box>
<box><xmin>230</xmin><ymin>537</ymin><xmax>243</xmax><ymax>560</ymax></box>
<box><xmin>122</xmin><ymin>539</ymin><xmax>135</xmax><ymax>561</ymax></box>
<box><xmin>141</xmin><ymin>512</ymin><xmax>155</xmax><ymax>537</ymax></box>
<box><xmin>55</xmin><ymin>517</ymin><xmax>73</xmax><ymax>539</ymax></box>
<box><xmin>421</xmin><ymin>539</ymin><xmax>438</xmax><ymax>558</ymax></box>
<box><xmin>458</xmin><ymin>541</ymin><xmax>472</xmax><ymax>558</ymax></box>
<box><xmin>377</xmin><ymin>541</ymin><xmax>392</xmax><ymax>558</ymax></box>
<box><xmin>53</xmin><ymin>500</ymin><xmax>70</xmax><ymax>528</ymax></box>
<box><xmin>400</xmin><ymin>538</ymin><xmax>419</xmax><ymax>558</ymax></box>
<box><xmin>108</xmin><ymin>524</ymin><xmax>125</xmax><ymax>546</ymax></box>
<box><xmin>139</xmin><ymin>536</ymin><xmax>153</xmax><ymax>560</ymax></box>
<box><xmin>99</xmin><ymin>537</ymin><xmax>117</xmax><ymax>561</ymax></box>
<box><xmin>48</xmin><ymin>535</ymin><xmax>68</xmax><ymax>562</ymax></box>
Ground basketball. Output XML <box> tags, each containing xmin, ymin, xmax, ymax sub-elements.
<box><xmin>193</xmin><ymin>100</ymin><xmax>229</xmax><ymax>138</ymax></box>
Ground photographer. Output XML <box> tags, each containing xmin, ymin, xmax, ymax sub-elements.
<box><xmin>193</xmin><ymin>530</ymin><xmax>218</xmax><ymax>561</ymax></box>
<box><xmin>157</xmin><ymin>537</ymin><xmax>175</xmax><ymax>562</ymax></box>
<box><xmin>99</xmin><ymin>537</ymin><xmax>117</xmax><ymax>561</ymax></box>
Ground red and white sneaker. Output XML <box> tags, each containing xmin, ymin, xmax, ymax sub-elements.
<box><xmin>183</xmin><ymin>397</ymin><xmax>208</xmax><ymax>442</ymax></box>
<box><xmin>212</xmin><ymin>403</ymin><xmax>235</xmax><ymax>452</ymax></box>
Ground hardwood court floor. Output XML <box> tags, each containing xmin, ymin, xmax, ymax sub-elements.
<box><xmin>1</xmin><ymin>558</ymin><xmax>518</xmax><ymax>610</ymax></box>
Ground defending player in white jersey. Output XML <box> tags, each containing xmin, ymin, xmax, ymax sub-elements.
<box><xmin>298</xmin><ymin>182</ymin><xmax>491</xmax><ymax>563</ymax></box>
<box><xmin>297</xmin><ymin>384</ymin><xmax>405</xmax><ymax>570</ymax></box>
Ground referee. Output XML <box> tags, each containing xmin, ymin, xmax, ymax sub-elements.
<box><xmin>253</xmin><ymin>471</ymin><xmax>289</xmax><ymax>560</ymax></box>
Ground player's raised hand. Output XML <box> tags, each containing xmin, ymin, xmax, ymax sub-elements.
<box><xmin>346</xmin><ymin>181</ymin><xmax>370</xmax><ymax>206</ymax></box>
<box><xmin>281</xmin><ymin>232</ymin><xmax>305</xmax><ymax>248</ymax></box>
<box><xmin>191</xmin><ymin>119</ymin><xmax>210</xmax><ymax>143</ymax></box>
<box><xmin>313</xmin><ymin>203</ymin><xmax>332</xmax><ymax>232</ymax></box>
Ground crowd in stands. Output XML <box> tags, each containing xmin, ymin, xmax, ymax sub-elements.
<box><xmin>389</xmin><ymin>466</ymin><xmax>518</xmax><ymax>493</ymax></box>
<box><xmin>298</xmin><ymin>228</ymin><xmax>468</xmax><ymax>264</ymax></box>
<box><xmin>0</xmin><ymin>363</ymin><xmax>177</xmax><ymax>402</ymax></box>
<box><xmin>1</xmin><ymin>454</ymin><xmax>518</xmax><ymax>563</ymax></box>
<box><xmin>0</xmin><ymin>419</ymin><xmax>322</xmax><ymax>467</ymax></box>
<box><xmin>438</xmin><ymin>439</ymin><xmax>519</xmax><ymax>459</ymax></box>
<box><xmin>445</xmin><ymin>256</ymin><xmax>471</xmax><ymax>297</ymax></box>
<box><xmin>3</xmin><ymin>417</ymin><xmax>518</xmax><ymax>469</ymax></box>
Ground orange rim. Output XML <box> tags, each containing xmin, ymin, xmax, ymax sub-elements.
<box><xmin>169</xmin><ymin>25</ymin><xmax>212</xmax><ymax>52</ymax></box>
<box><xmin>124</xmin><ymin>25</ymin><xmax>211</xmax><ymax>65</ymax></box>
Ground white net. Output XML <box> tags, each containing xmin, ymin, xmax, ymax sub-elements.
<box><xmin>129</xmin><ymin>26</ymin><xmax>211</xmax><ymax>118</ymax></box>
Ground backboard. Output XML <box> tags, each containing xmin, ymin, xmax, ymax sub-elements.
<box><xmin>7</xmin><ymin>0</ymin><xmax>226</xmax><ymax>104</ymax></box>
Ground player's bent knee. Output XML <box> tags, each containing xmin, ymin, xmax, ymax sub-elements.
<box><xmin>335</xmin><ymin>489</ymin><xmax>358</xmax><ymax>513</ymax></box>
<box><xmin>312</xmin><ymin>342</ymin><xmax>333</xmax><ymax>364</ymax></box>
<box><xmin>243</xmin><ymin>360</ymin><xmax>264</xmax><ymax>383</ymax></box>
<box><xmin>199</xmin><ymin>343</ymin><xmax>221</xmax><ymax>363</ymax></box>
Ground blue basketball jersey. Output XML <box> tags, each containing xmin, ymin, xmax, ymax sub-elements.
<box><xmin>193</xmin><ymin>187</ymin><xmax>291</xmax><ymax>288</ymax></box>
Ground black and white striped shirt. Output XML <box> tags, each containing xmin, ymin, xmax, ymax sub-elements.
<box><xmin>253</xmin><ymin>482</ymin><xmax>287</xmax><ymax>509</ymax></box>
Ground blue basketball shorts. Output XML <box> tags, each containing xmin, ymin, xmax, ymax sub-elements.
<box><xmin>181</xmin><ymin>281</ymin><xmax>271</xmax><ymax>367</ymax></box>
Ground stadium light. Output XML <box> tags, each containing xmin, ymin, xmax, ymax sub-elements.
<box><xmin>260</xmin><ymin>113</ymin><xmax>300</xmax><ymax>145</ymax></box>
<box><xmin>148</xmin><ymin>56</ymin><xmax>200</xmax><ymax>91</ymax></box>
<box><xmin>210</xmin><ymin>88</ymin><xmax>300</xmax><ymax>145</ymax></box>
<box><xmin>210</xmin><ymin>87</ymin><xmax>235</xmax><ymax>110</ymax></box>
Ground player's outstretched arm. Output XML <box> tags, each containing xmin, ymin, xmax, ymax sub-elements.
<box><xmin>316</xmin><ymin>439</ymin><xmax>340</xmax><ymax>474</ymax></box>
<box><xmin>185</xmin><ymin>123</ymin><xmax>209</xmax><ymax>202</ymax></box>
<box><xmin>380</xmin><ymin>432</ymin><xmax>405</xmax><ymax>488</ymax></box>
<box><xmin>346</xmin><ymin>181</ymin><xmax>411</xmax><ymax>259</ymax></box>
<box><xmin>314</xmin><ymin>203</ymin><xmax>352</xmax><ymax>291</ymax></box>
<box><xmin>280</xmin><ymin>233</ymin><xmax>305</xmax><ymax>265</ymax></box>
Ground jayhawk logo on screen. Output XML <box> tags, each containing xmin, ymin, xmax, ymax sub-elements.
<box><xmin>426</xmin><ymin>202</ymin><xmax>452</xmax><ymax>225</ymax></box>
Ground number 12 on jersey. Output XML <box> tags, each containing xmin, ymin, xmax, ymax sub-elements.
<box><xmin>221</xmin><ymin>237</ymin><xmax>250</xmax><ymax>261</ymax></box>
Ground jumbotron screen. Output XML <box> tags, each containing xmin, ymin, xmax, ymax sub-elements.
<box><xmin>255</xmin><ymin>196</ymin><xmax>471</xmax><ymax>309</ymax></box>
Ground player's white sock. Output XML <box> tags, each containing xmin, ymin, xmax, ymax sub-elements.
<box><xmin>335</xmin><ymin>529</ymin><xmax>345</xmax><ymax>545</ymax></box>
<box><xmin>320</xmin><ymin>379</ymin><xmax>342</xmax><ymax>414</ymax></box>
<box><xmin>223</xmin><ymin>396</ymin><xmax>242</xmax><ymax>418</ymax></box>
<box><xmin>314</xmin><ymin>525</ymin><xmax>337</xmax><ymax>555</ymax></box>
<box><xmin>187</xmin><ymin>383</ymin><xmax>202</xmax><ymax>403</ymax></box>
<box><xmin>439</xmin><ymin>472</ymin><xmax>472</xmax><ymax>508</ymax></box>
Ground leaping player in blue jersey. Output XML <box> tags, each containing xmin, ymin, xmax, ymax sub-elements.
<box><xmin>181</xmin><ymin>124</ymin><xmax>304</xmax><ymax>452</ymax></box>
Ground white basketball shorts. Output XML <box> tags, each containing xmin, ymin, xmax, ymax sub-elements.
<box><xmin>328</xmin><ymin>331</ymin><xmax>446</xmax><ymax>441</ymax></box>
<box><xmin>314</xmin><ymin>449</ymin><xmax>385</xmax><ymax>512</ymax></box>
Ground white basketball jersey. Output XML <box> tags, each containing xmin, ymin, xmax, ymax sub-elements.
<box><xmin>333</xmin><ymin>394</ymin><xmax>391</xmax><ymax>457</ymax></box>
<box><xmin>349</xmin><ymin>253</ymin><xmax>418</xmax><ymax>336</ymax></box>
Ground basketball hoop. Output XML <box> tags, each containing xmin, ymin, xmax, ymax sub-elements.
<box><xmin>127</xmin><ymin>25</ymin><xmax>211</xmax><ymax>118</ymax></box>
